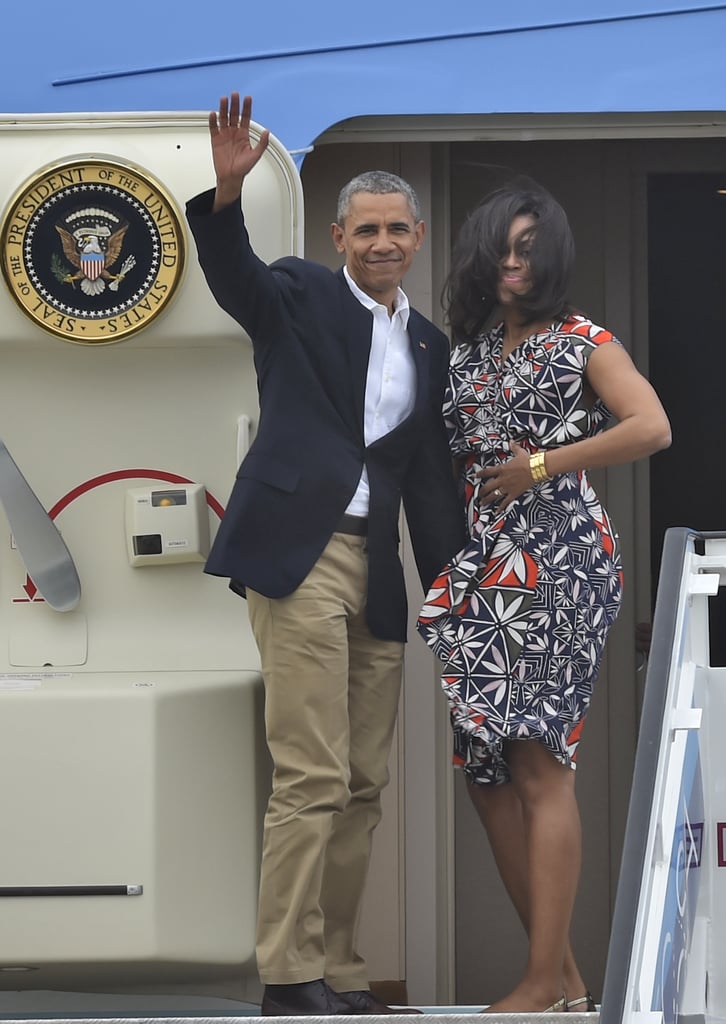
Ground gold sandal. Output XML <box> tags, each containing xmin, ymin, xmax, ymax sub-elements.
<box><xmin>479</xmin><ymin>994</ymin><xmax>567</xmax><ymax>1015</ymax></box>
<box><xmin>566</xmin><ymin>992</ymin><xmax>597</xmax><ymax>1012</ymax></box>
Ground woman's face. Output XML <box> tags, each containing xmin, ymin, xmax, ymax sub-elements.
<box><xmin>496</xmin><ymin>213</ymin><xmax>537</xmax><ymax>306</ymax></box>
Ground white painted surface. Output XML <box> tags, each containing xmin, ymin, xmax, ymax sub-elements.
<box><xmin>0</xmin><ymin>113</ymin><xmax>300</xmax><ymax>984</ymax></box>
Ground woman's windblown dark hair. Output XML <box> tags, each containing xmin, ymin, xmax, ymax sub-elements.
<box><xmin>445</xmin><ymin>177</ymin><xmax>575</xmax><ymax>343</ymax></box>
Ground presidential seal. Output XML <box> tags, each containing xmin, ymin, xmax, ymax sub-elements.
<box><xmin>0</xmin><ymin>157</ymin><xmax>185</xmax><ymax>343</ymax></box>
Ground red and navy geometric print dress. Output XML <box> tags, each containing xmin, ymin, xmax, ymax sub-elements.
<box><xmin>417</xmin><ymin>315</ymin><xmax>624</xmax><ymax>785</ymax></box>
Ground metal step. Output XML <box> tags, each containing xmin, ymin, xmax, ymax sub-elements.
<box><xmin>0</xmin><ymin>1016</ymin><xmax>597</xmax><ymax>1023</ymax></box>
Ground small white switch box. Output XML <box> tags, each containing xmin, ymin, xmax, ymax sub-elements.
<box><xmin>125</xmin><ymin>484</ymin><xmax>210</xmax><ymax>567</ymax></box>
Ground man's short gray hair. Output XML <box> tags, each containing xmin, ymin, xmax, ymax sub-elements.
<box><xmin>336</xmin><ymin>170</ymin><xmax>421</xmax><ymax>225</ymax></box>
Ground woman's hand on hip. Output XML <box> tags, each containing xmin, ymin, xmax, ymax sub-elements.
<box><xmin>476</xmin><ymin>441</ymin><xmax>537</xmax><ymax>512</ymax></box>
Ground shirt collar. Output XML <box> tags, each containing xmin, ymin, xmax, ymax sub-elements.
<box><xmin>343</xmin><ymin>266</ymin><xmax>410</xmax><ymax>323</ymax></box>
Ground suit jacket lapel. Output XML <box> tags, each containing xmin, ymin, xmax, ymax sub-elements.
<box><xmin>407</xmin><ymin>309</ymin><xmax>432</xmax><ymax>411</ymax></box>
<box><xmin>337</xmin><ymin>269</ymin><xmax>372</xmax><ymax>443</ymax></box>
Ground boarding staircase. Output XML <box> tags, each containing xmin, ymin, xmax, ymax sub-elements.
<box><xmin>599</xmin><ymin>527</ymin><xmax>726</xmax><ymax>1024</ymax></box>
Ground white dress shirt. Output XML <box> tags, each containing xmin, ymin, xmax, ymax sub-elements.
<box><xmin>342</xmin><ymin>267</ymin><xmax>417</xmax><ymax>517</ymax></box>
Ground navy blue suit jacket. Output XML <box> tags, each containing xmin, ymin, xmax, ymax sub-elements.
<box><xmin>186</xmin><ymin>189</ymin><xmax>465</xmax><ymax>642</ymax></box>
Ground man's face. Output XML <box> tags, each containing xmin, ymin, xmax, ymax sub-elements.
<box><xmin>331</xmin><ymin>192</ymin><xmax>425</xmax><ymax>309</ymax></box>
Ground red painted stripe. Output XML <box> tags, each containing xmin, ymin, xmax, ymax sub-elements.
<box><xmin>47</xmin><ymin>469</ymin><xmax>225</xmax><ymax>520</ymax></box>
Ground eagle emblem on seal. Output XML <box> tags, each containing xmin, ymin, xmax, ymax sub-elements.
<box><xmin>53</xmin><ymin>207</ymin><xmax>137</xmax><ymax>296</ymax></box>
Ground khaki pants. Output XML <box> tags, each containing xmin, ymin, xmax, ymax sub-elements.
<box><xmin>247</xmin><ymin>532</ymin><xmax>405</xmax><ymax>990</ymax></box>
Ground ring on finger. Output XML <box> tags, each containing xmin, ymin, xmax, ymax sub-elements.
<box><xmin>493</xmin><ymin>487</ymin><xmax>503</xmax><ymax>499</ymax></box>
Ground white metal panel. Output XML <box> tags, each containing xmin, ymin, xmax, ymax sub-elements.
<box><xmin>0</xmin><ymin>113</ymin><xmax>301</xmax><ymax>987</ymax></box>
<box><xmin>0</xmin><ymin>670</ymin><xmax>267</xmax><ymax>985</ymax></box>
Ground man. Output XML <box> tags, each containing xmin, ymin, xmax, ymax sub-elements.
<box><xmin>186</xmin><ymin>93</ymin><xmax>464</xmax><ymax>1016</ymax></box>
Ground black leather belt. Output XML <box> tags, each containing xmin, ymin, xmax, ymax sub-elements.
<box><xmin>336</xmin><ymin>514</ymin><xmax>368</xmax><ymax>536</ymax></box>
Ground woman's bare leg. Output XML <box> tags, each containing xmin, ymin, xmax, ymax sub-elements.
<box><xmin>467</xmin><ymin>776</ymin><xmax>589</xmax><ymax>1005</ymax></box>
<box><xmin>471</xmin><ymin>742</ymin><xmax>584</xmax><ymax>1012</ymax></box>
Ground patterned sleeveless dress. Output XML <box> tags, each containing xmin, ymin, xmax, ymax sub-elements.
<box><xmin>417</xmin><ymin>315</ymin><xmax>624</xmax><ymax>784</ymax></box>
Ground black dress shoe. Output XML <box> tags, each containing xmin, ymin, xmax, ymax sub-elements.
<box><xmin>333</xmin><ymin>989</ymin><xmax>422</xmax><ymax>1014</ymax></box>
<box><xmin>261</xmin><ymin>979</ymin><xmax>346</xmax><ymax>1016</ymax></box>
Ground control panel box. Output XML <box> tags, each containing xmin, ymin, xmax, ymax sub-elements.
<box><xmin>125</xmin><ymin>484</ymin><xmax>210</xmax><ymax>566</ymax></box>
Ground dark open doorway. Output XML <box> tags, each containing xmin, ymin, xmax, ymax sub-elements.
<box><xmin>649</xmin><ymin>172</ymin><xmax>726</xmax><ymax>663</ymax></box>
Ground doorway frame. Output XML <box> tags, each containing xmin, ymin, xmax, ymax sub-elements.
<box><xmin>305</xmin><ymin>113</ymin><xmax>726</xmax><ymax>1004</ymax></box>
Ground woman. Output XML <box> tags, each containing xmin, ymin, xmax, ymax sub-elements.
<box><xmin>418</xmin><ymin>179</ymin><xmax>671</xmax><ymax>1014</ymax></box>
